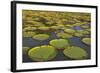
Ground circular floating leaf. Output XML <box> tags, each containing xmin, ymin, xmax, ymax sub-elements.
<box><xmin>57</xmin><ymin>32</ymin><xmax>73</xmax><ymax>38</ymax></box>
<box><xmin>33</xmin><ymin>34</ymin><xmax>49</xmax><ymax>41</ymax></box>
<box><xmin>77</xmin><ymin>30</ymin><xmax>90</xmax><ymax>35</ymax></box>
<box><xmin>63</xmin><ymin>46</ymin><xmax>88</xmax><ymax>59</ymax></box>
<box><xmin>65</xmin><ymin>24</ymin><xmax>73</xmax><ymax>28</ymax></box>
<box><xmin>23</xmin><ymin>31</ymin><xmax>36</xmax><ymax>37</ymax></box>
<box><xmin>81</xmin><ymin>25</ymin><xmax>90</xmax><ymax>29</ymax></box>
<box><xmin>50</xmin><ymin>39</ymin><xmax>70</xmax><ymax>49</ymax></box>
<box><xmin>64</xmin><ymin>29</ymin><xmax>75</xmax><ymax>34</ymax></box>
<box><xmin>38</xmin><ymin>26</ymin><xmax>50</xmax><ymax>31</ymax></box>
<box><xmin>23</xmin><ymin>26</ymin><xmax>37</xmax><ymax>31</ymax></box>
<box><xmin>46</xmin><ymin>21</ymin><xmax>55</xmax><ymax>25</ymax></box>
<box><xmin>82</xmin><ymin>38</ymin><xmax>91</xmax><ymax>45</ymax></box>
<box><xmin>74</xmin><ymin>32</ymin><xmax>83</xmax><ymax>37</ymax></box>
<box><xmin>50</xmin><ymin>26</ymin><xmax>60</xmax><ymax>30</ymax></box>
<box><xmin>28</xmin><ymin>45</ymin><xmax>57</xmax><ymax>61</ymax></box>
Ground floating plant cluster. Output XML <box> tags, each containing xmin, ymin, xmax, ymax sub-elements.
<box><xmin>22</xmin><ymin>10</ymin><xmax>91</xmax><ymax>62</ymax></box>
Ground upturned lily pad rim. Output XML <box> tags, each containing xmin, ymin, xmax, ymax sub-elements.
<box><xmin>28</xmin><ymin>45</ymin><xmax>57</xmax><ymax>61</ymax></box>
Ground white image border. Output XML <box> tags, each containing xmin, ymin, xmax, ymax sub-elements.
<box><xmin>16</xmin><ymin>3</ymin><xmax>96</xmax><ymax>70</ymax></box>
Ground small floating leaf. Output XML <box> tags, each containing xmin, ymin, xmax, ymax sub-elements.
<box><xmin>77</xmin><ymin>30</ymin><xmax>90</xmax><ymax>35</ymax></box>
<box><xmin>23</xmin><ymin>31</ymin><xmax>36</xmax><ymax>37</ymax></box>
<box><xmin>57</xmin><ymin>32</ymin><xmax>73</xmax><ymax>38</ymax></box>
<box><xmin>82</xmin><ymin>38</ymin><xmax>91</xmax><ymax>45</ymax></box>
<box><xmin>81</xmin><ymin>25</ymin><xmax>90</xmax><ymax>29</ymax></box>
<box><xmin>74</xmin><ymin>32</ymin><xmax>83</xmax><ymax>37</ymax></box>
<box><xmin>64</xmin><ymin>29</ymin><xmax>76</xmax><ymax>34</ymax></box>
<box><xmin>38</xmin><ymin>26</ymin><xmax>50</xmax><ymax>31</ymax></box>
<box><xmin>33</xmin><ymin>34</ymin><xmax>49</xmax><ymax>41</ymax></box>
<box><xmin>23</xmin><ymin>26</ymin><xmax>37</xmax><ymax>31</ymax></box>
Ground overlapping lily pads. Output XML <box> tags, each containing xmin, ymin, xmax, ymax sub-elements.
<box><xmin>22</xmin><ymin>10</ymin><xmax>91</xmax><ymax>62</ymax></box>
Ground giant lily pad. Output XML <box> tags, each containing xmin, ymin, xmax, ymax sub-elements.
<box><xmin>63</xmin><ymin>46</ymin><xmax>88</xmax><ymax>59</ymax></box>
<box><xmin>50</xmin><ymin>39</ymin><xmax>70</xmax><ymax>49</ymax></box>
<box><xmin>28</xmin><ymin>45</ymin><xmax>57</xmax><ymax>61</ymax></box>
<box><xmin>33</xmin><ymin>34</ymin><xmax>49</xmax><ymax>41</ymax></box>
<box><xmin>82</xmin><ymin>38</ymin><xmax>91</xmax><ymax>45</ymax></box>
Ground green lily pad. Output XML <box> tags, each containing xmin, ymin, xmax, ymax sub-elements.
<box><xmin>77</xmin><ymin>30</ymin><xmax>90</xmax><ymax>35</ymax></box>
<box><xmin>82</xmin><ymin>38</ymin><xmax>91</xmax><ymax>45</ymax></box>
<box><xmin>64</xmin><ymin>29</ymin><xmax>76</xmax><ymax>34</ymax></box>
<box><xmin>33</xmin><ymin>34</ymin><xmax>49</xmax><ymax>41</ymax></box>
<box><xmin>50</xmin><ymin>39</ymin><xmax>70</xmax><ymax>49</ymax></box>
<box><xmin>57</xmin><ymin>32</ymin><xmax>73</xmax><ymax>38</ymax></box>
<box><xmin>81</xmin><ymin>25</ymin><xmax>90</xmax><ymax>29</ymax></box>
<box><xmin>23</xmin><ymin>31</ymin><xmax>36</xmax><ymax>37</ymax></box>
<box><xmin>28</xmin><ymin>45</ymin><xmax>57</xmax><ymax>61</ymax></box>
<box><xmin>74</xmin><ymin>32</ymin><xmax>83</xmax><ymax>37</ymax></box>
<box><xmin>50</xmin><ymin>26</ymin><xmax>60</xmax><ymax>30</ymax></box>
<box><xmin>63</xmin><ymin>46</ymin><xmax>88</xmax><ymax>59</ymax></box>
<box><xmin>65</xmin><ymin>24</ymin><xmax>74</xmax><ymax>28</ymax></box>
<box><xmin>23</xmin><ymin>26</ymin><xmax>37</xmax><ymax>31</ymax></box>
<box><xmin>38</xmin><ymin>26</ymin><xmax>50</xmax><ymax>31</ymax></box>
<box><xmin>46</xmin><ymin>21</ymin><xmax>55</xmax><ymax>25</ymax></box>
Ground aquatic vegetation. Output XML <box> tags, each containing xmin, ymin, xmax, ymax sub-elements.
<box><xmin>23</xmin><ymin>32</ymin><xmax>36</xmax><ymax>37</ymax></box>
<box><xmin>73</xmin><ymin>23</ymin><xmax>82</xmax><ymax>26</ymax></box>
<box><xmin>23</xmin><ymin>47</ymin><xmax>30</xmax><ymax>55</ymax></box>
<box><xmin>33</xmin><ymin>34</ymin><xmax>49</xmax><ymax>41</ymax></box>
<box><xmin>74</xmin><ymin>32</ymin><xmax>83</xmax><ymax>37</ymax></box>
<box><xmin>46</xmin><ymin>21</ymin><xmax>55</xmax><ymax>25</ymax></box>
<box><xmin>28</xmin><ymin>21</ymin><xmax>45</xmax><ymax>27</ymax></box>
<box><xmin>22</xmin><ymin>10</ymin><xmax>91</xmax><ymax>62</ymax></box>
<box><xmin>82</xmin><ymin>38</ymin><xmax>91</xmax><ymax>45</ymax></box>
<box><xmin>38</xmin><ymin>26</ymin><xmax>50</xmax><ymax>31</ymax></box>
<box><xmin>64</xmin><ymin>29</ymin><xmax>76</xmax><ymax>34</ymax></box>
<box><xmin>65</xmin><ymin>24</ymin><xmax>74</xmax><ymax>28</ymax></box>
<box><xmin>77</xmin><ymin>30</ymin><xmax>90</xmax><ymax>35</ymax></box>
<box><xmin>50</xmin><ymin>26</ymin><xmax>60</xmax><ymax>30</ymax></box>
<box><xmin>86</xmin><ymin>29</ymin><xmax>91</xmax><ymax>32</ymax></box>
<box><xmin>32</xmin><ymin>17</ymin><xmax>42</xmax><ymax>21</ymax></box>
<box><xmin>28</xmin><ymin>45</ymin><xmax>57</xmax><ymax>61</ymax></box>
<box><xmin>23</xmin><ymin>26</ymin><xmax>37</xmax><ymax>31</ymax></box>
<box><xmin>50</xmin><ymin>39</ymin><xmax>70</xmax><ymax>49</ymax></box>
<box><xmin>63</xmin><ymin>46</ymin><xmax>88</xmax><ymax>59</ymax></box>
<box><xmin>81</xmin><ymin>25</ymin><xmax>90</xmax><ymax>29</ymax></box>
<box><xmin>57</xmin><ymin>32</ymin><xmax>73</xmax><ymax>38</ymax></box>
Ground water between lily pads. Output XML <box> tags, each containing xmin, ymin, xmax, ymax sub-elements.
<box><xmin>22</xmin><ymin>31</ymin><xmax>90</xmax><ymax>62</ymax></box>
